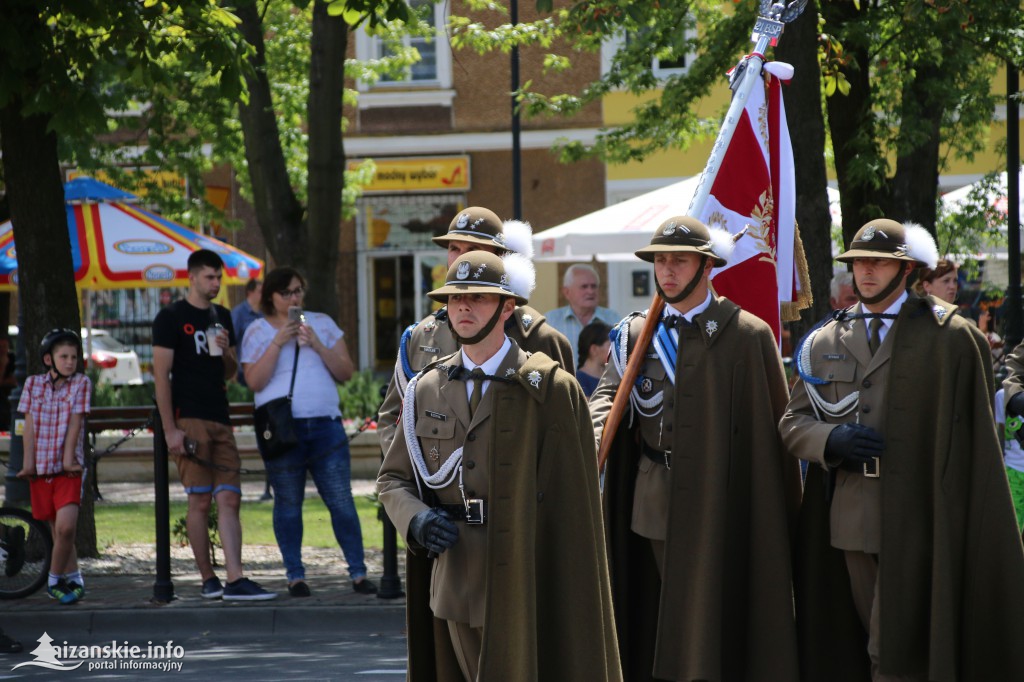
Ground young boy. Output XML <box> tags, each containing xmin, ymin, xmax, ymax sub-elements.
<box><xmin>17</xmin><ymin>328</ymin><xmax>92</xmax><ymax>605</ymax></box>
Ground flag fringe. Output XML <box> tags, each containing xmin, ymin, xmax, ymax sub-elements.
<box><xmin>781</xmin><ymin>221</ymin><xmax>813</xmax><ymax>322</ymax></box>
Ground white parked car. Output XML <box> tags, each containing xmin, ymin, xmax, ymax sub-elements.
<box><xmin>80</xmin><ymin>329</ymin><xmax>144</xmax><ymax>386</ymax></box>
<box><xmin>7</xmin><ymin>325</ymin><xmax>143</xmax><ymax>386</ymax></box>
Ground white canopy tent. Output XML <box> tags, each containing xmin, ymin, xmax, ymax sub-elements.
<box><xmin>533</xmin><ymin>176</ymin><xmax>840</xmax><ymax>262</ymax></box>
<box><xmin>941</xmin><ymin>168</ymin><xmax>1024</xmax><ymax>224</ymax></box>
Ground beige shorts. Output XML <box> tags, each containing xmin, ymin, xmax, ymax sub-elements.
<box><xmin>175</xmin><ymin>418</ymin><xmax>242</xmax><ymax>497</ymax></box>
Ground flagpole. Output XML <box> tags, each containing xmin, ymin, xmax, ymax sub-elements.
<box><xmin>596</xmin><ymin>0</ymin><xmax>808</xmax><ymax>472</ymax></box>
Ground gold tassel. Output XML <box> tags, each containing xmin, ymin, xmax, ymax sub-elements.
<box><xmin>781</xmin><ymin>221</ymin><xmax>813</xmax><ymax>322</ymax></box>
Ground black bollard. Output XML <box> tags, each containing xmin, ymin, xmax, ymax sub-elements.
<box><xmin>152</xmin><ymin>409</ymin><xmax>175</xmax><ymax>603</ymax></box>
<box><xmin>377</xmin><ymin>442</ymin><xmax>404</xmax><ymax>600</ymax></box>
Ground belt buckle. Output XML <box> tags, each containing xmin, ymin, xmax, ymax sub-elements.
<box><xmin>465</xmin><ymin>499</ymin><xmax>486</xmax><ymax>525</ymax></box>
<box><xmin>863</xmin><ymin>457</ymin><xmax>880</xmax><ymax>478</ymax></box>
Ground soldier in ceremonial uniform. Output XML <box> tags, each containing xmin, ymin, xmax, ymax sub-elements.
<box><xmin>378</xmin><ymin>251</ymin><xmax>620</xmax><ymax>682</ymax></box>
<box><xmin>593</xmin><ymin>216</ymin><xmax>800</xmax><ymax>681</ymax></box>
<box><xmin>782</xmin><ymin>219</ymin><xmax>1024</xmax><ymax>681</ymax></box>
<box><xmin>377</xmin><ymin>207</ymin><xmax>573</xmax><ymax>458</ymax></box>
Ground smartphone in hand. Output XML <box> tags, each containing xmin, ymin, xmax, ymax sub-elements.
<box><xmin>288</xmin><ymin>306</ymin><xmax>304</xmax><ymax>324</ymax></box>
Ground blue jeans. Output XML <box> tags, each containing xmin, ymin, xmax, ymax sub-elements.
<box><xmin>263</xmin><ymin>417</ymin><xmax>367</xmax><ymax>582</ymax></box>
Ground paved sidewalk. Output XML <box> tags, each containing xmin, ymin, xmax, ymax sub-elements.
<box><xmin>0</xmin><ymin>479</ymin><xmax>407</xmax><ymax>635</ymax></box>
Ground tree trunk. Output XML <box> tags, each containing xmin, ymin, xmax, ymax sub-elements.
<box><xmin>775</xmin><ymin>0</ymin><xmax>834</xmax><ymax>326</ymax></box>
<box><xmin>234</xmin><ymin>1</ymin><xmax>306</xmax><ymax>266</ymax></box>
<box><xmin>306</xmin><ymin>2</ymin><xmax>348</xmax><ymax>319</ymax></box>
<box><xmin>890</xmin><ymin>63</ymin><xmax>943</xmax><ymax>236</ymax></box>
<box><xmin>822</xmin><ymin>3</ymin><xmax>888</xmax><ymax>246</ymax></box>
<box><xmin>0</xmin><ymin>99</ymin><xmax>95</xmax><ymax>555</ymax></box>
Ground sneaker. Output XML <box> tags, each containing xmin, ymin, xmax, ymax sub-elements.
<box><xmin>200</xmin><ymin>576</ymin><xmax>224</xmax><ymax>600</ymax></box>
<box><xmin>352</xmin><ymin>578</ymin><xmax>378</xmax><ymax>595</ymax></box>
<box><xmin>222</xmin><ymin>577</ymin><xmax>277</xmax><ymax>601</ymax></box>
<box><xmin>288</xmin><ymin>581</ymin><xmax>311</xmax><ymax>598</ymax></box>
<box><xmin>66</xmin><ymin>581</ymin><xmax>86</xmax><ymax>601</ymax></box>
<box><xmin>3</xmin><ymin>526</ymin><xmax>25</xmax><ymax>577</ymax></box>
<box><xmin>47</xmin><ymin>579</ymin><xmax>78</xmax><ymax>605</ymax></box>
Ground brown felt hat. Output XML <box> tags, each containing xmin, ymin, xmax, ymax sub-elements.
<box><xmin>432</xmin><ymin>207</ymin><xmax>508</xmax><ymax>251</ymax></box>
<box><xmin>428</xmin><ymin>251</ymin><xmax>530</xmax><ymax>305</ymax></box>
<box><xmin>836</xmin><ymin>219</ymin><xmax>938</xmax><ymax>268</ymax></box>
<box><xmin>634</xmin><ymin>216</ymin><xmax>729</xmax><ymax>267</ymax></box>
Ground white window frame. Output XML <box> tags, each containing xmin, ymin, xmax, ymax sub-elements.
<box><xmin>354</xmin><ymin>1</ymin><xmax>453</xmax><ymax>105</ymax></box>
<box><xmin>600</xmin><ymin>26</ymin><xmax>698</xmax><ymax>83</ymax></box>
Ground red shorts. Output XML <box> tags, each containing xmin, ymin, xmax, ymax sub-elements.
<box><xmin>29</xmin><ymin>473</ymin><xmax>83</xmax><ymax>522</ymax></box>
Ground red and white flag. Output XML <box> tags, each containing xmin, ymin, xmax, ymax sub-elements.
<box><xmin>703</xmin><ymin>62</ymin><xmax>797</xmax><ymax>343</ymax></box>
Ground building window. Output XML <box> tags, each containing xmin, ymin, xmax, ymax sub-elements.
<box><xmin>600</xmin><ymin>26</ymin><xmax>698</xmax><ymax>81</ymax></box>
<box><xmin>355</xmin><ymin>0</ymin><xmax>452</xmax><ymax>92</ymax></box>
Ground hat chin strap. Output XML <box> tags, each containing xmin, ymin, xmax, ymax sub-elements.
<box><xmin>448</xmin><ymin>298</ymin><xmax>508</xmax><ymax>346</ymax></box>
<box><xmin>655</xmin><ymin>255</ymin><xmax>707</xmax><ymax>305</ymax></box>
<box><xmin>853</xmin><ymin>267</ymin><xmax>905</xmax><ymax>305</ymax></box>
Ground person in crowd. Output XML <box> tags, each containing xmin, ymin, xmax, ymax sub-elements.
<box><xmin>379</xmin><ymin>250</ymin><xmax>619</xmax><ymax>681</ymax></box>
<box><xmin>994</xmin><ymin>387</ymin><xmax>1024</xmax><ymax>533</ymax></box>
<box><xmin>17</xmin><ymin>329</ymin><xmax>91</xmax><ymax>605</ymax></box>
<box><xmin>830</xmin><ymin>271</ymin><xmax>859</xmax><ymax>310</ymax></box>
<box><xmin>153</xmin><ymin>249</ymin><xmax>276</xmax><ymax>601</ymax></box>
<box><xmin>241</xmin><ymin>267</ymin><xmax>376</xmax><ymax>597</ymax></box>
<box><xmin>593</xmin><ymin>216</ymin><xmax>800</xmax><ymax>681</ymax></box>
<box><xmin>576</xmin><ymin>320</ymin><xmax>612</xmax><ymax>397</ymax></box>
<box><xmin>912</xmin><ymin>257</ymin><xmax>958</xmax><ymax>304</ymax></box>
<box><xmin>545</xmin><ymin>264</ymin><xmax>621</xmax><ymax>365</ymax></box>
<box><xmin>230</xmin><ymin>278</ymin><xmax>263</xmax><ymax>387</ymax></box>
<box><xmin>783</xmin><ymin>219</ymin><xmax>1024</xmax><ymax>679</ymax></box>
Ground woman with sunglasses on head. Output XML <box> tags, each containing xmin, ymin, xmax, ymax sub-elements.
<box><xmin>240</xmin><ymin>266</ymin><xmax>376</xmax><ymax>597</ymax></box>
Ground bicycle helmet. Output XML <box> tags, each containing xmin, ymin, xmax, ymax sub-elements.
<box><xmin>39</xmin><ymin>328</ymin><xmax>82</xmax><ymax>371</ymax></box>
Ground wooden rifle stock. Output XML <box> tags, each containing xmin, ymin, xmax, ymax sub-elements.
<box><xmin>597</xmin><ymin>293</ymin><xmax>665</xmax><ymax>471</ymax></box>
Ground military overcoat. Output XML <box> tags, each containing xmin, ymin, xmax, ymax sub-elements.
<box><xmin>379</xmin><ymin>345</ymin><xmax>620</xmax><ymax>682</ymax></box>
<box><xmin>784</xmin><ymin>293</ymin><xmax>1024</xmax><ymax>680</ymax></box>
<box><xmin>593</xmin><ymin>296</ymin><xmax>800</xmax><ymax>681</ymax></box>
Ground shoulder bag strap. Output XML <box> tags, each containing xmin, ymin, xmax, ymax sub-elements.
<box><xmin>287</xmin><ymin>344</ymin><xmax>300</xmax><ymax>400</ymax></box>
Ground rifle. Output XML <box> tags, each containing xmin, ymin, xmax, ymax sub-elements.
<box><xmin>595</xmin><ymin>0</ymin><xmax>808</xmax><ymax>471</ymax></box>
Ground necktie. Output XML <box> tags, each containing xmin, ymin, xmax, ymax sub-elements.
<box><xmin>469</xmin><ymin>368</ymin><xmax>485</xmax><ymax>417</ymax></box>
<box><xmin>868</xmin><ymin>318</ymin><xmax>883</xmax><ymax>356</ymax></box>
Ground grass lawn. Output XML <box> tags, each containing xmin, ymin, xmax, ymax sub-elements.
<box><xmin>93</xmin><ymin>493</ymin><xmax>391</xmax><ymax>550</ymax></box>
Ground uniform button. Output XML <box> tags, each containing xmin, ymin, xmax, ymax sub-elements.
<box><xmin>828</xmin><ymin>372</ymin><xmax>834</xmax><ymax>379</ymax></box>
<box><xmin>667</xmin><ymin>425</ymin><xmax>673</xmax><ymax>432</ymax></box>
<box><xmin>537</xmin><ymin>492</ymin><xmax>544</xmax><ymax>502</ymax></box>
<box><xmin>862</xmin><ymin>379</ymin><xmax>872</xmax><ymax>389</ymax></box>
<box><xmin>861</xmin><ymin>405</ymin><xmax>871</xmax><ymax>414</ymax></box>
<box><xmin>467</xmin><ymin>433</ymin><xmax>477</xmax><ymax>442</ymax></box>
<box><xmin>432</xmin><ymin>427</ymin><xmax>438</xmax><ymax>434</ymax></box>
<box><xmin>465</xmin><ymin>460</ymin><xmax>475</xmax><ymax>469</ymax></box>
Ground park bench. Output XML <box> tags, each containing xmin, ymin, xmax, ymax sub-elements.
<box><xmin>86</xmin><ymin>403</ymin><xmax>258</xmax><ymax>498</ymax></box>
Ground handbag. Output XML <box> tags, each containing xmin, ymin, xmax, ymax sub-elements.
<box><xmin>254</xmin><ymin>344</ymin><xmax>300</xmax><ymax>460</ymax></box>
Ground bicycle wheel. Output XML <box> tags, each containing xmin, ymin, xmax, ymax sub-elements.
<box><xmin>0</xmin><ymin>507</ymin><xmax>52</xmax><ymax>599</ymax></box>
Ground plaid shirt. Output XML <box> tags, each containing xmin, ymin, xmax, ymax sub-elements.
<box><xmin>17</xmin><ymin>373</ymin><xmax>92</xmax><ymax>476</ymax></box>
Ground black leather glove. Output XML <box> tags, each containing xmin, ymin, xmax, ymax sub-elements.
<box><xmin>1008</xmin><ymin>392</ymin><xmax>1024</xmax><ymax>419</ymax></box>
<box><xmin>408</xmin><ymin>508</ymin><xmax>459</xmax><ymax>554</ymax></box>
<box><xmin>824</xmin><ymin>423</ymin><xmax>884</xmax><ymax>468</ymax></box>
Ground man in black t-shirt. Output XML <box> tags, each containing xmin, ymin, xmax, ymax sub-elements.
<box><xmin>152</xmin><ymin>249</ymin><xmax>276</xmax><ymax>601</ymax></box>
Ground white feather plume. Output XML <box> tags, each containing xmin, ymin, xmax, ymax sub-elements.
<box><xmin>503</xmin><ymin>252</ymin><xmax>536</xmax><ymax>300</ymax></box>
<box><xmin>707</xmin><ymin>224</ymin><xmax>736</xmax><ymax>264</ymax></box>
<box><xmin>903</xmin><ymin>222</ymin><xmax>939</xmax><ymax>269</ymax></box>
<box><xmin>501</xmin><ymin>219</ymin><xmax>534</xmax><ymax>258</ymax></box>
